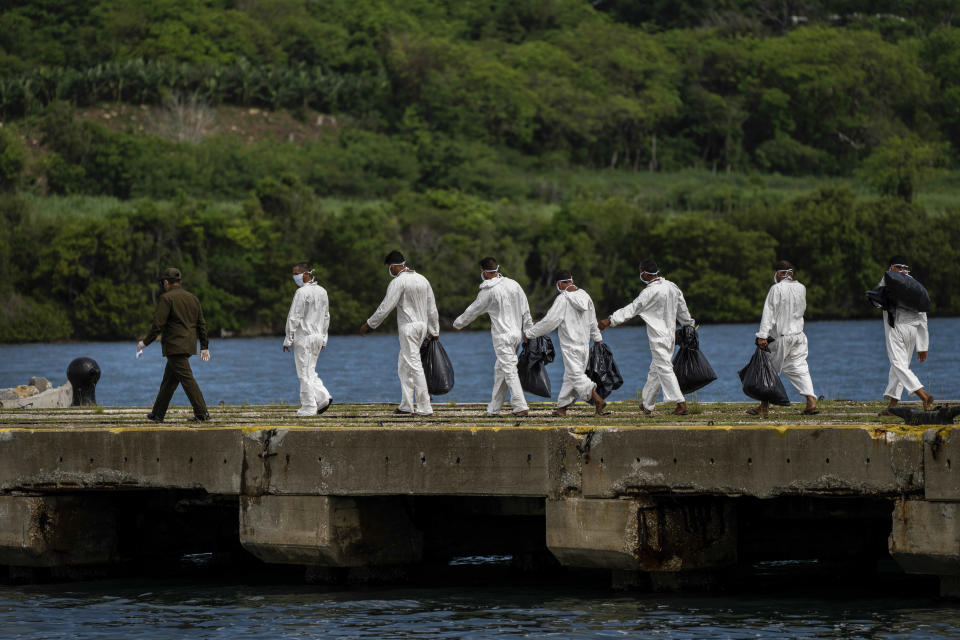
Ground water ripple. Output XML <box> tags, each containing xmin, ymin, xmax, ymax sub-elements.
<box><xmin>4</xmin><ymin>583</ymin><xmax>960</xmax><ymax>640</ymax></box>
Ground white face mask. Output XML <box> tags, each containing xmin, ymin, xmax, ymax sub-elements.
<box><xmin>388</xmin><ymin>262</ymin><xmax>406</xmax><ymax>278</ymax></box>
<box><xmin>481</xmin><ymin>267</ymin><xmax>500</xmax><ymax>282</ymax></box>
<box><xmin>774</xmin><ymin>269</ymin><xmax>793</xmax><ymax>284</ymax></box>
<box><xmin>293</xmin><ymin>273</ymin><xmax>305</xmax><ymax>287</ymax></box>
<box><xmin>556</xmin><ymin>280</ymin><xmax>573</xmax><ymax>293</ymax></box>
<box><xmin>641</xmin><ymin>271</ymin><xmax>659</xmax><ymax>285</ymax></box>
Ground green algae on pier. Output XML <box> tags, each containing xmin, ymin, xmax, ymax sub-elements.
<box><xmin>0</xmin><ymin>400</ymin><xmax>938</xmax><ymax>430</ymax></box>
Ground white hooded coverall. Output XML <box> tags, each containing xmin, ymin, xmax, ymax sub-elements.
<box><xmin>367</xmin><ymin>270</ymin><xmax>440</xmax><ymax>415</ymax></box>
<box><xmin>525</xmin><ymin>288</ymin><xmax>601</xmax><ymax>408</ymax></box>
<box><xmin>453</xmin><ymin>275</ymin><xmax>533</xmax><ymax>415</ymax></box>
<box><xmin>879</xmin><ymin>277</ymin><xmax>929</xmax><ymax>399</ymax></box>
<box><xmin>756</xmin><ymin>278</ymin><xmax>815</xmax><ymax>398</ymax></box>
<box><xmin>284</xmin><ymin>281</ymin><xmax>331</xmax><ymax>416</ymax></box>
<box><xmin>609</xmin><ymin>278</ymin><xmax>694</xmax><ymax>411</ymax></box>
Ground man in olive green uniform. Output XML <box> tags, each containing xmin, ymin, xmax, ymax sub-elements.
<box><xmin>137</xmin><ymin>267</ymin><xmax>211</xmax><ymax>422</ymax></box>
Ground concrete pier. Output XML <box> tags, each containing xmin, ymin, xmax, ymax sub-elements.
<box><xmin>1</xmin><ymin>402</ymin><xmax>959</xmax><ymax>592</ymax></box>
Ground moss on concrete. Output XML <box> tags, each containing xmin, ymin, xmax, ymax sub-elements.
<box><xmin>0</xmin><ymin>400</ymin><xmax>944</xmax><ymax>432</ymax></box>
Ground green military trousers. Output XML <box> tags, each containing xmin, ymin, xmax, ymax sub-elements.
<box><xmin>151</xmin><ymin>354</ymin><xmax>208</xmax><ymax>419</ymax></box>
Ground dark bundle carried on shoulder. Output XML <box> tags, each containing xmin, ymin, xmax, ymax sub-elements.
<box><xmin>883</xmin><ymin>270</ymin><xmax>930</xmax><ymax>312</ymax></box>
<box><xmin>866</xmin><ymin>270</ymin><xmax>930</xmax><ymax>327</ymax></box>
<box><xmin>738</xmin><ymin>344</ymin><xmax>790</xmax><ymax>406</ymax></box>
<box><xmin>518</xmin><ymin>336</ymin><xmax>555</xmax><ymax>398</ymax></box>
<box><xmin>586</xmin><ymin>342</ymin><xmax>623</xmax><ymax>400</ymax></box>
<box><xmin>672</xmin><ymin>325</ymin><xmax>717</xmax><ymax>394</ymax></box>
<box><xmin>420</xmin><ymin>337</ymin><xmax>454</xmax><ymax>396</ymax></box>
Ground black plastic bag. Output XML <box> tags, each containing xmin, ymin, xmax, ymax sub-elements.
<box><xmin>866</xmin><ymin>285</ymin><xmax>890</xmax><ymax>310</ymax></box>
<box><xmin>420</xmin><ymin>337</ymin><xmax>454</xmax><ymax>396</ymax></box>
<box><xmin>866</xmin><ymin>285</ymin><xmax>896</xmax><ymax>327</ymax></box>
<box><xmin>738</xmin><ymin>346</ymin><xmax>790</xmax><ymax>406</ymax></box>
<box><xmin>586</xmin><ymin>342</ymin><xmax>624</xmax><ymax>399</ymax></box>
<box><xmin>672</xmin><ymin>325</ymin><xmax>717</xmax><ymax>394</ymax></box>
<box><xmin>517</xmin><ymin>336</ymin><xmax>555</xmax><ymax>398</ymax></box>
<box><xmin>884</xmin><ymin>270</ymin><xmax>930</xmax><ymax>312</ymax></box>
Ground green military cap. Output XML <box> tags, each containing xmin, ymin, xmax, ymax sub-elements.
<box><xmin>161</xmin><ymin>267</ymin><xmax>182</xmax><ymax>281</ymax></box>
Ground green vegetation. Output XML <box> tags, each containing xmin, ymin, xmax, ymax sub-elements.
<box><xmin>3</xmin><ymin>181</ymin><xmax>957</xmax><ymax>341</ymax></box>
<box><xmin>1</xmin><ymin>1</ymin><xmax>959</xmax><ymax>341</ymax></box>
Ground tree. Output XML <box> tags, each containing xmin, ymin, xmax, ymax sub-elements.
<box><xmin>860</xmin><ymin>135</ymin><xmax>945</xmax><ymax>202</ymax></box>
<box><xmin>0</xmin><ymin>128</ymin><xmax>26</xmax><ymax>191</ymax></box>
<box><xmin>742</xmin><ymin>26</ymin><xmax>936</xmax><ymax>172</ymax></box>
<box><xmin>546</xmin><ymin>21</ymin><xmax>682</xmax><ymax>169</ymax></box>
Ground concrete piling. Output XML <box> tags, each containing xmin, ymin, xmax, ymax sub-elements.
<box><xmin>2</xmin><ymin>403</ymin><xmax>960</xmax><ymax>592</ymax></box>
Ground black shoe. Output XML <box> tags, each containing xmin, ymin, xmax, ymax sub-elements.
<box><xmin>146</xmin><ymin>413</ymin><xmax>163</xmax><ymax>423</ymax></box>
<box><xmin>187</xmin><ymin>413</ymin><xmax>211</xmax><ymax>422</ymax></box>
<box><xmin>317</xmin><ymin>399</ymin><xmax>333</xmax><ymax>415</ymax></box>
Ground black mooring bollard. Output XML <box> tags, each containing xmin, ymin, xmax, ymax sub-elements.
<box><xmin>67</xmin><ymin>357</ymin><xmax>101</xmax><ymax>406</ymax></box>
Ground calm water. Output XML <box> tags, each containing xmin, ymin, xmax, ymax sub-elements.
<box><xmin>2</xmin><ymin>579</ymin><xmax>960</xmax><ymax>639</ymax></box>
<box><xmin>1</xmin><ymin>319</ymin><xmax>958</xmax><ymax>407</ymax></box>
<box><xmin>4</xmin><ymin>321</ymin><xmax>960</xmax><ymax>638</ymax></box>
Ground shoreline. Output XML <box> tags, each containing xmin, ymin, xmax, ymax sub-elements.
<box><xmin>2</xmin><ymin>315</ymin><xmax>960</xmax><ymax>347</ymax></box>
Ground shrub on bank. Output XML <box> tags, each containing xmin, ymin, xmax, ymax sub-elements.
<box><xmin>0</xmin><ymin>293</ymin><xmax>72</xmax><ymax>342</ymax></box>
<box><xmin>5</xmin><ymin>181</ymin><xmax>960</xmax><ymax>343</ymax></box>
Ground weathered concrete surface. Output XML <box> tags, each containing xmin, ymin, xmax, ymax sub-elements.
<box><xmin>577</xmin><ymin>425</ymin><xmax>925</xmax><ymax>499</ymax></box>
<box><xmin>923</xmin><ymin>427</ymin><xmax>960</xmax><ymax>501</ymax></box>
<box><xmin>241</xmin><ymin>426</ymin><xmax>564</xmax><ymax>498</ymax></box>
<box><xmin>0</xmin><ymin>382</ymin><xmax>72</xmax><ymax>409</ymax></box>
<box><xmin>0</xmin><ymin>422</ymin><xmax>929</xmax><ymax>500</ymax></box>
<box><xmin>239</xmin><ymin>425</ymin><xmax>925</xmax><ymax>500</ymax></box>
<box><xmin>889</xmin><ymin>498</ymin><xmax>960</xmax><ymax>575</ymax></box>
<box><xmin>0</xmin><ymin>495</ymin><xmax>117</xmax><ymax>566</ymax></box>
<box><xmin>546</xmin><ymin>497</ymin><xmax>736</xmax><ymax>571</ymax></box>
<box><xmin>0</xmin><ymin>427</ymin><xmax>241</xmax><ymax>494</ymax></box>
<box><xmin>1</xmin><ymin>404</ymin><xmax>956</xmax><ymax>585</ymax></box>
<box><xmin>240</xmin><ymin>495</ymin><xmax>422</xmax><ymax>566</ymax></box>
<box><xmin>0</xmin><ymin>400</ymin><xmax>934</xmax><ymax>428</ymax></box>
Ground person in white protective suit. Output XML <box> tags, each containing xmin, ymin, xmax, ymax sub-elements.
<box><xmin>878</xmin><ymin>255</ymin><xmax>934</xmax><ymax>415</ymax></box>
<box><xmin>524</xmin><ymin>270</ymin><xmax>606</xmax><ymax>416</ymax></box>
<box><xmin>453</xmin><ymin>257</ymin><xmax>533</xmax><ymax>417</ymax></box>
<box><xmin>598</xmin><ymin>259</ymin><xmax>694</xmax><ymax>416</ymax></box>
<box><xmin>749</xmin><ymin>260</ymin><xmax>818</xmax><ymax>417</ymax></box>
<box><xmin>360</xmin><ymin>250</ymin><xmax>439</xmax><ymax>416</ymax></box>
<box><xmin>283</xmin><ymin>262</ymin><xmax>333</xmax><ymax>416</ymax></box>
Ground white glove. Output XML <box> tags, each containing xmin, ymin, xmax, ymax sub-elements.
<box><xmin>136</xmin><ymin>340</ymin><xmax>145</xmax><ymax>358</ymax></box>
<box><xmin>200</xmin><ymin>349</ymin><xmax>210</xmax><ymax>362</ymax></box>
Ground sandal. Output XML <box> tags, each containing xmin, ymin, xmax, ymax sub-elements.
<box><xmin>746</xmin><ymin>407</ymin><xmax>767</xmax><ymax>417</ymax></box>
<box><xmin>801</xmin><ymin>408</ymin><xmax>819</xmax><ymax>415</ymax></box>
